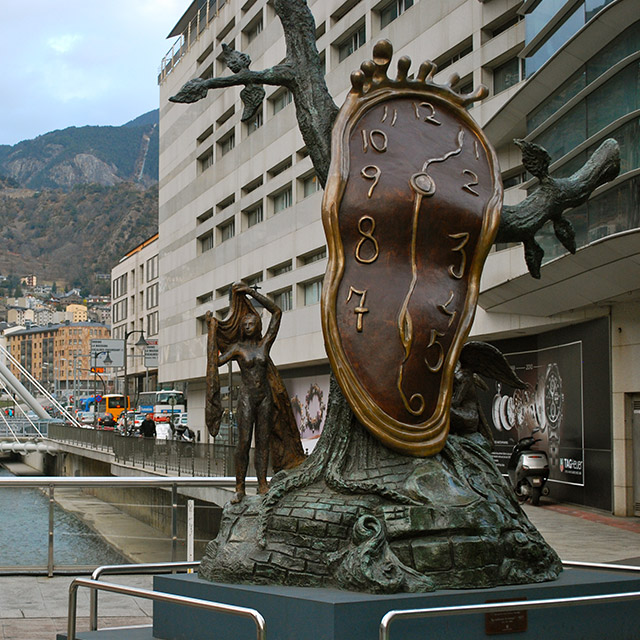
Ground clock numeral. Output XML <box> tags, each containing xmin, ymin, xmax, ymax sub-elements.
<box><xmin>361</xmin><ymin>165</ymin><xmax>381</xmax><ymax>198</ymax></box>
<box><xmin>413</xmin><ymin>101</ymin><xmax>441</xmax><ymax>126</ymax></box>
<box><xmin>346</xmin><ymin>287</ymin><xmax>369</xmax><ymax>333</ymax></box>
<box><xmin>425</xmin><ymin>329</ymin><xmax>446</xmax><ymax>373</ymax></box>
<box><xmin>474</xmin><ymin>140</ymin><xmax>480</xmax><ymax>160</ymax></box>
<box><xmin>355</xmin><ymin>215</ymin><xmax>380</xmax><ymax>264</ymax></box>
<box><xmin>380</xmin><ymin>106</ymin><xmax>398</xmax><ymax>126</ymax></box>
<box><xmin>437</xmin><ymin>290</ymin><xmax>457</xmax><ymax>327</ymax></box>
<box><xmin>462</xmin><ymin>169</ymin><xmax>479</xmax><ymax>196</ymax></box>
<box><xmin>448</xmin><ymin>232</ymin><xmax>469</xmax><ymax>279</ymax></box>
<box><xmin>361</xmin><ymin>129</ymin><xmax>388</xmax><ymax>153</ymax></box>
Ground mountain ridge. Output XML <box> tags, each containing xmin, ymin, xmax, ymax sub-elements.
<box><xmin>0</xmin><ymin>111</ymin><xmax>160</xmax><ymax>294</ymax></box>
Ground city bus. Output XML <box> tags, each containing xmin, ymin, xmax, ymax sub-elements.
<box><xmin>137</xmin><ymin>390</ymin><xmax>186</xmax><ymax>419</ymax></box>
<box><xmin>78</xmin><ymin>394</ymin><xmax>130</xmax><ymax>420</ymax></box>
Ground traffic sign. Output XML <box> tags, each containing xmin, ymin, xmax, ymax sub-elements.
<box><xmin>91</xmin><ymin>339</ymin><xmax>125</xmax><ymax>367</ymax></box>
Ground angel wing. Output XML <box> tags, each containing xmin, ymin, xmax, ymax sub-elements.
<box><xmin>459</xmin><ymin>341</ymin><xmax>526</xmax><ymax>389</ymax></box>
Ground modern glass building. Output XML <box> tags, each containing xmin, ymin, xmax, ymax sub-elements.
<box><xmin>480</xmin><ymin>0</ymin><xmax>639</xmax><ymax>515</ymax></box>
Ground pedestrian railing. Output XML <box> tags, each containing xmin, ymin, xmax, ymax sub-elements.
<box><xmin>379</xmin><ymin>561</ymin><xmax>640</xmax><ymax>640</ymax></box>
<box><xmin>0</xmin><ymin>417</ymin><xmax>51</xmax><ymax>438</ymax></box>
<box><xmin>0</xmin><ymin>476</ymin><xmax>248</xmax><ymax>576</ymax></box>
<box><xmin>67</xmin><ymin>577</ymin><xmax>266</xmax><ymax>640</ymax></box>
<box><xmin>47</xmin><ymin>423</ymin><xmax>246</xmax><ymax>477</ymax></box>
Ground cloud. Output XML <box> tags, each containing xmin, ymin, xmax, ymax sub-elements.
<box><xmin>47</xmin><ymin>34</ymin><xmax>83</xmax><ymax>54</ymax></box>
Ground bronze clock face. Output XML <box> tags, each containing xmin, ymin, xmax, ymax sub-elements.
<box><xmin>322</xmin><ymin>42</ymin><xmax>502</xmax><ymax>457</ymax></box>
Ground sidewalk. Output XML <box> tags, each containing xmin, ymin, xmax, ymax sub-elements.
<box><xmin>0</xmin><ymin>501</ymin><xmax>638</xmax><ymax>639</ymax></box>
<box><xmin>0</xmin><ymin>574</ymin><xmax>153</xmax><ymax>640</ymax></box>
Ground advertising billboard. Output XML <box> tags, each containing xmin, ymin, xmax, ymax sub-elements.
<box><xmin>478</xmin><ymin>318</ymin><xmax>611</xmax><ymax>510</ymax></box>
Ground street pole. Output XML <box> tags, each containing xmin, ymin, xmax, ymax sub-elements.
<box><xmin>123</xmin><ymin>330</ymin><xmax>147</xmax><ymax>432</ymax></box>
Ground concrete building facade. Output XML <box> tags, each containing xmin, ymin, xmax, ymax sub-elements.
<box><xmin>158</xmin><ymin>0</ymin><xmax>639</xmax><ymax>513</ymax></box>
<box><xmin>110</xmin><ymin>234</ymin><xmax>160</xmax><ymax>397</ymax></box>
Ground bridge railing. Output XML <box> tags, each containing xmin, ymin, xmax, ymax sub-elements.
<box><xmin>0</xmin><ymin>418</ymin><xmax>51</xmax><ymax>438</ymax></box>
<box><xmin>47</xmin><ymin>423</ymin><xmax>243</xmax><ymax>477</ymax></box>
<box><xmin>0</xmin><ymin>475</ymin><xmax>245</xmax><ymax>576</ymax></box>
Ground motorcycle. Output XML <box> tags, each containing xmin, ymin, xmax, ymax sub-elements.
<box><xmin>507</xmin><ymin>431</ymin><xmax>550</xmax><ymax>505</ymax></box>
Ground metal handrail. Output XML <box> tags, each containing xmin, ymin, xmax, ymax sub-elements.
<box><xmin>0</xmin><ymin>476</ymin><xmax>253</xmax><ymax>575</ymax></box>
<box><xmin>379</xmin><ymin>560</ymin><xmax>640</xmax><ymax>640</ymax></box>
<box><xmin>89</xmin><ymin>560</ymin><xmax>200</xmax><ymax>630</ymax></box>
<box><xmin>0</xmin><ymin>476</ymin><xmax>251</xmax><ymax>488</ymax></box>
<box><xmin>68</xmin><ymin>577</ymin><xmax>266</xmax><ymax>640</ymax></box>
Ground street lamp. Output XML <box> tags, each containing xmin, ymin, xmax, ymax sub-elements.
<box><xmin>92</xmin><ymin>350</ymin><xmax>112</xmax><ymax>414</ymax></box>
<box><xmin>123</xmin><ymin>330</ymin><xmax>147</xmax><ymax>430</ymax></box>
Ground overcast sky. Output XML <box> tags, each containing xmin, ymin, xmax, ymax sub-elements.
<box><xmin>1</xmin><ymin>0</ymin><xmax>187</xmax><ymax>146</ymax></box>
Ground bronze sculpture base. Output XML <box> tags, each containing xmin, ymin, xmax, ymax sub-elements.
<box><xmin>199</xmin><ymin>380</ymin><xmax>561</xmax><ymax>593</ymax></box>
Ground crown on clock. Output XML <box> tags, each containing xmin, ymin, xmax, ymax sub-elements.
<box><xmin>350</xmin><ymin>40</ymin><xmax>488</xmax><ymax>108</ymax></box>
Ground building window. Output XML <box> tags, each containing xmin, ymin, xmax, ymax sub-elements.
<box><xmin>272</xmin><ymin>89</ymin><xmax>293</xmax><ymax>114</ymax></box>
<box><xmin>112</xmin><ymin>274</ymin><xmax>127</xmax><ymax>299</ymax></box>
<box><xmin>380</xmin><ymin>0</ymin><xmax>414</xmax><ymax>29</ymax></box>
<box><xmin>244</xmin><ymin>273</ymin><xmax>264</xmax><ymax>288</ymax></box>
<box><xmin>503</xmin><ymin>171</ymin><xmax>527</xmax><ymax>189</ymax></box>
<box><xmin>245</xmin><ymin>203</ymin><xmax>263</xmax><ymax>227</ymax></box>
<box><xmin>246</xmin><ymin>109</ymin><xmax>263</xmax><ymax>135</ymax></box>
<box><xmin>302</xmin><ymin>173</ymin><xmax>321</xmax><ymax>198</ymax></box>
<box><xmin>272</xmin><ymin>288</ymin><xmax>293</xmax><ymax>311</ymax></box>
<box><xmin>269</xmin><ymin>260</ymin><xmax>292</xmax><ymax>277</ymax></box>
<box><xmin>198</xmin><ymin>147</ymin><xmax>214</xmax><ymax>172</ymax></box>
<box><xmin>218</xmin><ymin>131</ymin><xmax>235</xmax><ymax>156</ymax></box>
<box><xmin>196</xmin><ymin>291</ymin><xmax>213</xmax><ymax>305</ymax></box>
<box><xmin>245</xmin><ymin>16</ymin><xmax>263</xmax><ymax>43</ymax></box>
<box><xmin>300</xmin><ymin>247</ymin><xmax>327</xmax><ymax>266</ymax></box>
<box><xmin>147</xmin><ymin>311</ymin><xmax>159</xmax><ymax>337</ymax></box>
<box><xmin>199</xmin><ymin>231</ymin><xmax>214</xmax><ymax>253</ymax></box>
<box><xmin>218</xmin><ymin>218</ymin><xmax>235</xmax><ymax>242</ymax></box>
<box><xmin>146</xmin><ymin>256</ymin><xmax>158</xmax><ymax>282</ymax></box>
<box><xmin>146</xmin><ymin>283</ymin><xmax>159</xmax><ymax>310</ymax></box>
<box><xmin>434</xmin><ymin>39</ymin><xmax>473</xmax><ymax>72</ymax></box>
<box><xmin>338</xmin><ymin>23</ymin><xmax>366</xmax><ymax>62</ymax></box>
<box><xmin>272</xmin><ymin>187</ymin><xmax>292</xmax><ymax>214</ymax></box>
<box><xmin>493</xmin><ymin>57</ymin><xmax>524</xmax><ymax>95</ymax></box>
<box><xmin>303</xmin><ymin>279</ymin><xmax>323</xmax><ymax>306</ymax></box>
<box><xmin>112</xmin><ymin>300</ymin><xmax>128</xmax><ymax>323</ymax></box>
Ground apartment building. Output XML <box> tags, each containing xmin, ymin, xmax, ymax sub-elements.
<box><xmin>158</xmin><ymin>0</ymin><xmax>639</xmax><ymax>513</ymax></box>
<box><xmin>110</xmin><ymin>234</ymin><xmax>160</xmax><ymax>396</ymax></box>
<box><xmin>6</xmin><ymin>322</ymin><xmax>110</xmax><ymax>397</ymax></box>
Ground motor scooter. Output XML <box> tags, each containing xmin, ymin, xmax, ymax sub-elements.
<box><xmin>507</xmin><ymin>431</ymin><xmax>550</xmax><ymax>505</ymax></box>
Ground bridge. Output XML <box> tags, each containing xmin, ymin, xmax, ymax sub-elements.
<box><xmin>0</xmin><ymin>416</ymin><xmax>61</xmax><ymax>454</ymax></box>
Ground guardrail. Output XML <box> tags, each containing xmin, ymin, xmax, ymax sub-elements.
<box><xmin>68</xmin><ymin>577</ymin><xmax>266</xmax><ymax>640</ymax></box>
<box><xmin>379</xmin><ymin>561</ymin><xmax>640</xmax><ymax>640</ymax></box>
<box><xmin>89</xmin><ymin>560</ymin><xmax>200</xmax><ymax>630</ymax></box>
<box><xmin>159</xmin><ymin>0</ymin><xmax>226</xmax><ymax>83</ymax></box>
<box><xmin>0</xmin><ymin>418</ymin><xmax>51</xmax><ymax>438</ymax></box>
<box><xmin>0</xmin><ymin>476</ymin><xmax>246</xmax><ymax>576</ymax></box>
<box><xmin>48</xmin><ymin>423</ymin><xmax>243</xmax><ymax>477</ymax></box>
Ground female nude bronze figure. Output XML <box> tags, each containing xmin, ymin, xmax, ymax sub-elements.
<box><xmin>206</xmin><ymin>283</ymin><xmax>305</xmax><ymax>503</ymax></box>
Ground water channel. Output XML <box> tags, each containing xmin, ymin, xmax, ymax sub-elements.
<box><xmin>0</xmin><ymin>467</ymin><xmax>126</xmax><ymax>569</ymax></box>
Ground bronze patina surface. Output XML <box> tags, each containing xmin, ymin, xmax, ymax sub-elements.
<box><xmin>322</xmin><ymin>41</ymin><xmax>501</xmax><ymax>457</ymax></box>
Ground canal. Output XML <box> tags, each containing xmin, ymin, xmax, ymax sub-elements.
<box><xmin>0</xmin><ymin>467</ymin><xmax>126</xmax><ymax>569</ymax></box>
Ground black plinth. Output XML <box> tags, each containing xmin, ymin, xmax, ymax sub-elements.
<box><xmin>150</xmin><ymin>568</ymin><xmax>640</xmax><ymax>640</ymax></box>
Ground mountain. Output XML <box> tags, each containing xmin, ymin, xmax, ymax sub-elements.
<box><xmin>0</xmin><ymin>183</ymin><xmax>158</xmax><ymax>294</ymax></box>
<box><xmin>0</xmin><ymin>112</ymin><xmax>160</xmax><ymax>294</ymax></box>
<box><xmin>0</xmin><ymin>110</ymin><xmax>159</xmax><ymax>190</ymax></box>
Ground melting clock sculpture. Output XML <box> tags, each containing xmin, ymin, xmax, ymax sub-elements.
<box><xmin>322</xmin><ymin>40</ymin><xmax>501</xmax><ymax>457</ymax></box>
